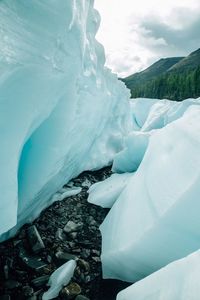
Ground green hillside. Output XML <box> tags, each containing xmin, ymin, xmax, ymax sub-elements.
<box><xmin>122</xmin><ymin>48</ymin><xmax>200</xmax><ymax>101</ymax></box>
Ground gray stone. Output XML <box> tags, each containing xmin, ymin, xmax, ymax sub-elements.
<box><xmin>64</xmin><ymin>221</ymin><xmax>83</xmax><ymax>234</ymax></box>
<box><xmin>31</xmin><ymin>275</ymin><xmax>50</xmax><ymax>288</ymax></box>
<box><xmin>72</xmin><ymin>248</ymin><xmax>81</xmax><ymax>254</ymax></box>
<box><xmin>69</xmin><ymin>232</ymin><xmax>78</xmax><ymax>240</ymax></box>
<box><xmin>87</xmin><ymin>216</ymin><xmax>96</xmax><ymax>226</ymax></box>
<box><xmin>77</xmin><ymin>259</ymin><xmax>90</xmax><ymax>273</ymax></box>
<box><xmin>19</xmin><ymin>248</ymin><xmax>47</xmax><ymax>271</ymax></box>
<box><xmin>67</xmin><ymin>241</ymin><xmax>76</xmax><ymax>248</ymax></box>
<box><xmin>82</xmin><ymin>249</ymin><xmax>90</xmax><ymax>259</ymax></box>
<box><xmin>77</xmin><ymin>240</ymin><xmax>92</xmax><ymax>247</ymax></box>
<box><xmin>47</xmin><ymin>255</ymin><xmax>52</xmax><ymax>263</ymax></box>
<box><xmin>3</xmin><ymin>265</ymin><xmax>9</xmax><ymax>280</ymax></box>
<box><xmin>4</xmin><ymin>280</ymin><xmax>21</xmax><ymax>290</ymax></box>
<box><xmin>56</xmin><ymin>228</ymin><xmax>66</xmax><ymax>241</ymax></box>
<box><xmin>91</xmin><ymin>249</ymin><xmax>100</xmax><ymax>256</ymax></box>
<box><xmin>89</xmin><ymin>226</ymin><xmax>97</xmax><ymax>231</ymax></box>
<box><xmin>60</xmin><ymin>283</ymin><xmax>81</xmax><ymax>299</ymax></box>
<box><xmin>92</xmin><ymin>256</ymin><xmax>101</xmax><ymax>263</ymax></box>
<box><xmin>55</xmin><ymin>251</ymin><xmax>77</xmax><ymax>265</ymax></box>
<box><xmin>22</xmin><ymin>286</ymin><xmax>34</xmax><ymax>297</ymax></box>
<box><xmin>83</xmin><ymin>275</ymin><xmax>91</xmax><ymax>283</ymax></box>
<box><xmin>27</xmin><ymin>225</ymin><xmax>45</xmax><ymax>253</ymax></box>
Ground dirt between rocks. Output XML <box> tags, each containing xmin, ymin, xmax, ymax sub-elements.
<box><xmin>0</xmin><ymin>167</ymin><xmax>130</xmax><ymax>300</ymax></box>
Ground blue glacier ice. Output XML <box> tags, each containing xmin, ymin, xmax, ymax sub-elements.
<box><xmin>0</xmin><ymin>0</ymin><xmax>131</xmax><ymax>239</ymax></box>
<box><xmin>97</xmin><ymin>99</ymin><xmax>200</xmax><ymax>283</ymax></box>
<box><xmin>117</xmin><ymin>250</ymin><xmax>200</xmax><ymax>300</ymax></box>
<box><xmin>88</xmin><ymin>172</ymin><xmax>133</xmax><ymax>208</ymax></box>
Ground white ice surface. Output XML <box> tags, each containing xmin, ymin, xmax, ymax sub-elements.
<box><xmin>112</xmin><ymin>131</ymin><xmax>151</xmax><ymax>173</ymax></box>
<box><xmin>50</xmin><ymin>187</ymin><xmax>82</xmax><ymax>203</ymax></box>
<box><xmin>88</xmin><ymin>172</ymin><xmax>133</xmax><ymax>208</ymax></box>
<box><xmin>42</xmin><ymin>260</ymin><xmax>76</xmax><ymax>300</ymax></box>
<box><xmin>117</xmin><ymin>250</ymin><xmax>200</xmax><ymax>300</ymax></box>
<box><xmin>130</xmin><ymin>98</ymin><xmax>200</xmax><ymax>131</ymax></box>
<box><xmin>0</xmin><ymin>0</ymin><xmax>131</xmax><ymax>239</ymax></box>
<box><xmin>100</xmin><ymin>103</ymin><xmax>200</xmax><ymax>283</ymax></box>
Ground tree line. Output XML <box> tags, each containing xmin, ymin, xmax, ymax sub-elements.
<box><xmin>130</xmin><ymin>66</ymin><xmax>200</xmax><ymax>101</ymax></box>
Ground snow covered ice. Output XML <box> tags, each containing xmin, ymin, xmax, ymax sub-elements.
<box><xmin>0</xmin><ymin>0</ymin><xmax>131</xmax><ymax>239</ymax></box>
<box><xmin>117</xmin><ymin>250</ymin><xmax>200</xmax><ymax>300</ymax></box>
<box><xmin>130</xmin><ymin>97</ymin><xmax>200</xmax><ymax>131</ymax></box>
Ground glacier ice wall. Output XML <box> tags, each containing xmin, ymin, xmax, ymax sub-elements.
<box><xmin>0</xmin><ymin>0</ymin><xmax>131</xmax><ymax>239</ymax></box>
<box><xmin>96</xmin><ymin>98</ymin><xmax>200</xmax><ymax>282</ymax></box>
<box><xmin>117</xmin><ymin>250</ymin><xmax>200</xmax><ymax>300</ymax></box>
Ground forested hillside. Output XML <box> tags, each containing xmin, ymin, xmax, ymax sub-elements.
<box><xmin>122</xmin><ymin>49</ymin><xmax>200</xmax><ymax>101</ymax></box>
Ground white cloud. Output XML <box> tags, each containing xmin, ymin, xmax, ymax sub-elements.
<box><xmin>94</xmin><ymin>0</ymin><xmax>200</xmax><ymax>77</ymax></box>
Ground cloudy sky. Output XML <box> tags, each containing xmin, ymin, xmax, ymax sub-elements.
<box><xmin>94</xmin><ymin>0</ymin><xmax>200</xmax><ymax>77</ymax></box>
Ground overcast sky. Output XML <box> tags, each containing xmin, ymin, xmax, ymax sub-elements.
<box><xmin>94</xmin><ymin>0</ymin><xmax>200</xmax><ymax>77</ymax></box>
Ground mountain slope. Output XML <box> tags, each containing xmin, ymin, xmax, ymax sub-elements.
<box><xmin>169</xmin><ymin>48</ymin><xmax>200</xmax><ymax>72</ymax></box>
<box><xmin>122</xmin><ymin>48</ymin><xmax>200</xmax><ymax>101</ymax></box>
<box><xmin>124</xmin><ymin>57</ymin><xmax>183</xmax><ymax>86</ymax></box>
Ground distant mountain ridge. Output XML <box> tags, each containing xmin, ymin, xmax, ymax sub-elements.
<box><xmin>168</xmin><ymin>48</ymin><xmax>200</xmax><ymax>72</ymax></box>
<box><xmin>122</xmin><ymin>48</ymin><xmax>200</xmax><ymax>101</ymax></box>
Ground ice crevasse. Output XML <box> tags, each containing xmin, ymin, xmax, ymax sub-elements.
<box><xmin>0</xmin><ymin>0</ymin><xmax>131</xmax><ymax>239</ymax></box>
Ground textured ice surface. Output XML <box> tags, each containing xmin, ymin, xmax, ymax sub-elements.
<box><xmin>0</xmin><ymin>0</ymin><xmax>131</xmax><ymax>238</ymax></box>
<box><xmin>50</xmin><ymin>186</ymin><xmax>82</xmax><ymax>203</ymax></box>
<box><xmin>42</xmin><ymin>260</ymin><xmax>76</xmax><ymax>300</ymax></box>
<box><xmin>112</xmin><ymin>131</ymin><xmax>151</xmax><ymax>173</ymax></box>
<box><xmin>100</xmin><ymin>101</ymin><xmax>200</xmax><ymax>282</ymax></box>
<box><xmin>117</xmin><ymin>250</ymin><xmax>200</xmax><ymax>300</ymax></box>
<box><xmin>130</xmin><ymin>98</ymin><xmax>200</xmax><ymax>131</ymax></box>
<box><xmin>88</xmin><ymin>172</ymin><xmax>133</xmax><ymax>208</ymax></box>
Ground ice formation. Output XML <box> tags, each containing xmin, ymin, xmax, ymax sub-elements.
<box><xmin>42</xmin><ymin>260</ymin><xmax>76</xmax><ymax>300</ymax></box>
<box><xmin>88</xmin><ymin>172</ymin><xmax>133</xmax><ymax>208</ymax></box>
<box><xmin>0</xmin><ymin>0</ymin><xmax>131</xmax><ymax>239</ymax></box>
<box><xmin>97</xmin><ymin>98</ymin><xmax>200</xmax><ymax>283</ymax></box>
<box><xmin>112</xmin><ymin>131</ymin><xmax>151</xmax><ymax>173</ymax></box>
<box><xmin>130</xmin><ymin>97</ymin><xmax>200</xmax><ymax>131</ymax></box>
<box><xmin>50</xmin><ymin>186</ymin><xmax>82</xmax><ymax>203</ymax></box>
<box><xmin>117</xmin><ymin>250</ymin><xmax>200</xmax><ymax>300</ymax></box>
<box><xmin>2</xmin><ymin>0</ymin><xmax>200</xmax><ymax>298</ymax></box>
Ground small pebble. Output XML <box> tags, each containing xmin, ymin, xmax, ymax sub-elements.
<box><xmin>55</xmin><ymin>251</ymin><xmax>77</xmax><ymax>265</ymax></box>
<box><xmin>22</xmin><ymin>285</ymin><xmax>34</xmax><ymax>297</ymax></box>
<box><xmin>77</xmin><ymin>259</ymin><xmax>90</xmax><ymax>273</ymax></box>
<box><xmin>60</xmin><ymin>282</ymin><xmax>81</xmax><ymax>299</ymax></box>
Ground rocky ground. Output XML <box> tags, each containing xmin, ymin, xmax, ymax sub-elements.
<box><xmin>0</xmin><ymin>167</ymin><xmax>129</xmax><ymax>300</ymax></box>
